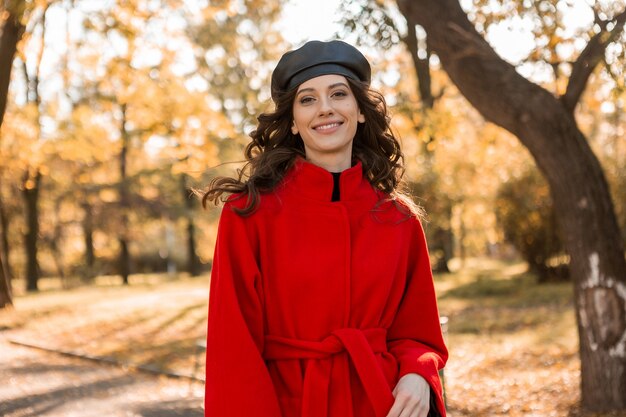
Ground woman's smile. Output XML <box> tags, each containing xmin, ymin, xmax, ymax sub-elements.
<box><xmin>312</xmin><ymin>121</ymin><xmax>344</xmax><ymax>136</ymax></box>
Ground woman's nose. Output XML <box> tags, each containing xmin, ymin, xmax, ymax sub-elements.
<box><xmin>318</xmin><ymin>97</ymin><xmax>333</xmax><ymax>115</ymax></box>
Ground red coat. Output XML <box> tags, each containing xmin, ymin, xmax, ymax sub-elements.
<box><xmin>205</xmin><ymin>158</ymin><xmax>448</xmax><ymax>417</ymax></box>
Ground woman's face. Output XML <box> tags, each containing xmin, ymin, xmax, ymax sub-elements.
<box><xmin>291</xmin><ymin>74</ymin><xmax>365</xmax><ymax>167</ymax></box>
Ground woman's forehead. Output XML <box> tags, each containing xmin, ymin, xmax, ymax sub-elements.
<box><xmin>296</xmin><ymin>74</ymin><xmax>350</xmax><ymax>93</ymax></box>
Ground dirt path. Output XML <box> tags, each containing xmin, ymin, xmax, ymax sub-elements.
<box><xmin>0</xmin><ymin>335</ymin><xmax>204</xmax><ymax>417</ymax></box>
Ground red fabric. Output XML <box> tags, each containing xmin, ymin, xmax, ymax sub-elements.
<box><xmin>265</xmin><ymin>328</ymin><xmax>393</xmax><ymax>417</ymax></box>
<box><xmin>205</xmin><ymin>158</ymin><xmax>448</xmax><ymax>417</ymax></box>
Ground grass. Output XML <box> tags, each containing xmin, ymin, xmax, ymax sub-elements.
<box><xmin>1</xmin><ymin>260</ymin><xmax>624</xmax><ymax>416</ymax></box>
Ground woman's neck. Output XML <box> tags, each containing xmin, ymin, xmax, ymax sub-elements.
<box><xmin>305</xmin><ymin>153</ymin><xmax>352</xmax><ymax>173</ymax></box>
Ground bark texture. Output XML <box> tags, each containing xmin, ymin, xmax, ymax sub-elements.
<box><xmin>0</xmin><ymin>6</ymin><xmax>24</xmax><ymax>129</ymax></box>
<box><xmin>397</xmin><ymin>0</ymin><xmax>626</xmax><ymax>411</ymax></box>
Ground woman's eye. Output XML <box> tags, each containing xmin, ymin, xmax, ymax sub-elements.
<box><xmin>332</xmin><ymin>90</ymin><xmax>348</xmax><ymax>98</ymax></box>
<box><xmin>299</xmin><ymin>96</ymin><xmax>314</xmax><ymax>104</ymax></box>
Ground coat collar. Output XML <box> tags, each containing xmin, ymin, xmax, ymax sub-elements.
<box><xmin>282</xmin><ymin>157</ymin><xmax>365</xmax><ymax>202</ymax></box>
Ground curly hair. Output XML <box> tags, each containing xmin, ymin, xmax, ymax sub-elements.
<box><xmin>202</xmin><ymin>77</ymin><xmax>422</xmax><ymax>218</ymax></box>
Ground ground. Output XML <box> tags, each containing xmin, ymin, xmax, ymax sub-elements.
<box><xmin>0</xmin><ymin>274</ymin><xmax>206</xmax><ymax>417</ymax></box>
<box><xmin>0</xmin><ymin>338</ymin><xmax>203</xmax><ymax>417</ymax></box>
<box><xmin>0</xmin><ymin>260</ymin><xmax>625</xmax><ymax>417</ymax></box>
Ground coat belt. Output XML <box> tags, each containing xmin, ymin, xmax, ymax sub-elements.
<box><xmin>264</xmin><ymin>328</ymin><xmax>394</xmax><ymax>417</ymax></box>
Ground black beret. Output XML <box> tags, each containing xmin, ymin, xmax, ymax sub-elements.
<box><xmin>270</xmin><ymin>40</ymin><xmax>371</xmax><ymax>102</ymax></box>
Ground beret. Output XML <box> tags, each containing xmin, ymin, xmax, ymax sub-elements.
<box><xmin>270</xmin><ymin>40</ymin><xmax>371</xmax><ymax>102</ymax></box>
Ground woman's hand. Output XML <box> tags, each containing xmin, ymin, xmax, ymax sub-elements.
<box><xmin>385</xmin><ymin>373</ymin><xmax>431</xmax><ymax>417</ymax></box>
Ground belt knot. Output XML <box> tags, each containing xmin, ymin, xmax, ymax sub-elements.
<box><xmin>263</xmin><ymin>327</ymin><xmax>393</xmax><ymax>417</ymax></box>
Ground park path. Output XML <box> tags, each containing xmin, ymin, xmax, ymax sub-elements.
<box><xmin>0</xmin><ymin>333</ymin><xmax>204</xmax><ymax>417</ymax></box>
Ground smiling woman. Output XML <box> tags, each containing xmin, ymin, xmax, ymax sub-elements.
<box><xmin>200</xmin><ymin>40</ymin><xmax>447</xmax><ymax>417</ymax></box>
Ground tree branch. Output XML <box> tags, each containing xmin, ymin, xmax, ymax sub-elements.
<box><xmin>562</xmin><ymin>8</ymin><xmax>626</xmax><ymax>113</ymax></box>
<box><xmin>403</xmin><ymin>23</ymin><xmax>434</xmax><ymax>110</ymax></box>
<box><xmin>395</xmin><ymin>0</ymin><xmax>575</xmax><ymax>155</ymax></box>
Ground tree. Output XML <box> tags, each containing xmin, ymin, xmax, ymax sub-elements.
<box><xmin>187</xmin><ymin>0</ymin><xmax>287</xmax><ymax>130</ymax></box>
<box><xmin>78</xmin><ymin>1</ymin><xmax>175</xmax><ymax>284</ymax></box>
<box><xmin>20</xmin><ymin>1</ymin><xmax>55</xmax><ymax>291</ymax></box>
<box><xmin>495</xmin><ymin>168</ymin><xmax>565</xmax><ymax>282</ymax></box>
<box><xmin>395</xmin><ymin>0</ymin><xmax>626</xmax><ymax>411</ymax></box>
<box><xmin>0</xmin><ymin>0</ymin><xmax>27</xmax><ymax>306</ymax></box>
<box><xmin>2</xmin><ymin>0</ymin><xmax>57</xmax><ymax>292</ymax></box>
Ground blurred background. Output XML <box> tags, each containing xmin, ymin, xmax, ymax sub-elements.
<box><xmin>0</xmin><ymin>0</ymin><xmax>625</xmax><ymax>416</ymax></box>
<box><xmin>0</xmin><ymin>0</ymin><xmax>624</xmax><ymax>290</ymax></box>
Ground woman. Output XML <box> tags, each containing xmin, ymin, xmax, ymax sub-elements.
<box><xmin>203</xmin><ymin>40</ymin><xmax>448</xmax><ymax>417</ymax></box>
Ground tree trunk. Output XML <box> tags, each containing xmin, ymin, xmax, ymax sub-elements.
<box><xmin>119</xmin><ymin>238</ymin><xmax>130</xmax><ymax>284</ymax></box>
<box><xmin>433</xmin><ymin>213</ymin><xmax>452</xmax><ymax>273</ymax></box>
<box><xmin>181</xmin><ymin>174</ymin><xmax>201</xmax><ymax>276</ymax></box>
<box><xmin>0</xmin><ymin>191</ymin><xmax>12</xmax><ymax>307</ymax></box>
<box><xmin>397</xmin><ymin>0</ymin><xmax>626</xmax><ymax>411</ymax></box>
<box><xmin>0</xmin><ymin>251</ymin><xmax>11</xmax><ymax>308</ymax></box>
<box><xmin>405</xmin><ymin>22</ymin><xmax>434</xmax><ymax>111</ymax></box>
<box><xmin>119</xmin><ymin>103</ymin><xmax>130</xmax><ymax>285</ymax></box>
<box><xmin>0</xmin><ymin>4</ymin><xmax>22</xmax><ymax>306</ymax></box>
<box><xmin>81</xmin><ymin>202</ymin><xmax>96</xmax><ymax>282</ymax></box>
<box><xmin>17</xmin><ymin>3</ymin><xmax>49</xmax><ymax>293</ymax></box>
<box><xmin>0</xmin><ymin>189</ymin><xmax>12</xmax><ymax>275</ymax></box>
<box><xmin>22</xmin><ymin>170</ymin><xmax>41</xmax><ymax>292</ymax></box>
<box><xmin>0</xmin><ymin>7</ymin><xmax>25</xmax><ymax>130</ymax></box>
<box><xmin>0</xmin><ymin>190</ymin><xmax>12</xmax><ymax>306</ymax></box>
<box><xmin>186</xmin><ymin>220</ymin><xmax>201</xmax><ymax>276</ymax></box>
<box><xmin>49</xmin><ymin>206</ymin><xmax>66</xmax><ymax>284</ymax></box>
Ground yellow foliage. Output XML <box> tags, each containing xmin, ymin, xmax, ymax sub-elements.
<box><xmin>23</xmin><ymin>178</ymin><xmax>36</xmax><ymax>190</ymax></box>
<box><xmin>99</xmin><ymin>189</ymin><xmax>118</xmax><ymax>203</ymax></box>
<box><xmin>1</xmin><ymin>0</ymin><xmax>621</xmax><ymax>276</ymax></box>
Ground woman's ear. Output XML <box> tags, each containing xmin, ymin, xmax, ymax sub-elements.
<box><xmin>291</xmin><ymin>122</ymin><xmax>299</xmax><ymax>135</ymax></box>
<box><xmin>358</xmin><ymin>111</ymin><xmax>365</xmax><ymax>124</ymax></box>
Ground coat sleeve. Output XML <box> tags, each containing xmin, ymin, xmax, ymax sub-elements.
<box><xmin>205</xmin><ymin>202</ymin><xmax>282</xmax><ymax>417</ymax></box>
<box><xmin>387</xmin><ymin>218</ymin><xmax>449</xmax><ymax>416</ymax></box>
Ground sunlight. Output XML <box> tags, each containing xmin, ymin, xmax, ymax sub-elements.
<box><xmin>277</xmin><ymin>0</ymin><xmax>344</xmax><ymax>44</ymax></box>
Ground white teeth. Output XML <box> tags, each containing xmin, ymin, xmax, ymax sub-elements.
<box><xmin>315</xmin><ymin>122</ymin><xmax>341</xmax><ymax>131</ymax></box>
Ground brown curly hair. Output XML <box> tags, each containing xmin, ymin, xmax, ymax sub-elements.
<box><xmin>202</xmin><ymin>77</ymin><xmax>421</xmax><ymax>218</ymax></box>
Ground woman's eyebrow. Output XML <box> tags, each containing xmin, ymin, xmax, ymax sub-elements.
<box><xmin>296</xmin><ymin>82</ymin><xmax>350</xmax><ymax>97</ymax></box>
<box><xmin>328</xmin><ymin>82</ymin><xmax>349</xmax><ymax>90</ymax></box>
<box><xmin>296</xmin><ymin>88</ymin><xmax>315</xmax><ymax>96</ymax></box>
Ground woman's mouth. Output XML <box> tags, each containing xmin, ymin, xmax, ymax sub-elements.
<box><xmin>313</xmin><ymin>122</ymin><xmax>343</xmax><ymax>132</ymax></box>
